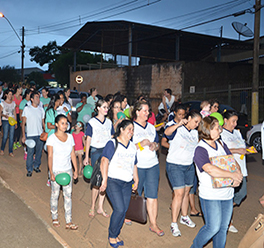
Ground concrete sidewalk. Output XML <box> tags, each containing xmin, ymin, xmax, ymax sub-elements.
<box><xmin>0</xmin><ymin>144</ymin><xmax>263</xmax><ymax>248</ymax></box>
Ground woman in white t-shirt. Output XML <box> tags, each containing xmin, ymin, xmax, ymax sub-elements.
<box><xmin>46</xmin><ymin>114</ymin><xmax>78</xmax><ymax>230</ymax></box>
<box><xmin>132</xmin><ymin>100</ymin><xmax>164</xmax><ymax>237</ymax></box>
<box><xmin>191</xmin><ymin>116</ymin><xmax>243</xmax><ymax>248</ymax></box>
<box><xmin>165</xmin><ymin>110</ymin><xmax>201</xmax><ymax>237</ymax></box>
<box><xmin>0</xmin><ymin>89</ymin><xmax>17</xmax><ymax>156</ymax></box>
<box><xmin>100</xmin><ymin>120</ymin><xmax>138</xmax><ymax>247</ymax></box>
<box><xmin>83</xmin><ymin>99</ymin><xmax>114</xmax><ymax>218</ymax></box>
<box><xmin>221</xmin><ymin>110</ymin><xmax>249</xmax><ymax>233</ymax></box>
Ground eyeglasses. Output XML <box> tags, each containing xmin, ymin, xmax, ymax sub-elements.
<box><xmin>114</xmin><ymin>106</ymin><xmax>121</xmax><ymax>109</ymax></box>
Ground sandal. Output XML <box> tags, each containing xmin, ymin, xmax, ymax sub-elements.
<box><xmin>124</xmin><ymin>219</ymin><xmax>132</xmax><ymax>225</ymax></box>
<box><xmin>149</xmin><ymin>226</ymin><xmax>165</xmax><ymax>237</ymax></box>
<box><xmin>89</xmin><ymin>209</ymin><xmax>95</xmax><ymax>217</ymax></box>
<box><xmin>65</xmin><ymin>223</ymin><xmax>78</xmax><ymax>230</ymax></box>
<box><xmin>0</xmin><ymin>151</ymin><xmax>4</xmax><ymax>156</ymax></box>
<box><xmin>97</xmin><ymin>210</ymin><xmax>109</xmax><ymax>218</ymax></box>
<box><xmin>52</xmin><ymin>219</ymin><xmax>60</xmax><ymax>227</ymax></box>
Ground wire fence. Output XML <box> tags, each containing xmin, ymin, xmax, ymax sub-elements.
<box><xmin>182</xmin><ymin>81</ymin><xmax>264</xmax><ymax>124</ymax></box>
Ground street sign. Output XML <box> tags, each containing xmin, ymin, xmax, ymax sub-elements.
<box><xmin>75</xmin><ymin>75</ymin><xmax>83</xmax><ymax>84</ymax></box>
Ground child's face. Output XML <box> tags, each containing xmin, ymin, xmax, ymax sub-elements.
<box><xmin>174</xmin><ymin>109</ymin><xmax>186</xmax><ymax>123</ymax></box>
<box><xmin>75</xmin><ymin>122</ymin><xmax>82</xmax><ymax>131</ymax></box>
<box><xmin>204</xmin><ymin>104</ymin><xmax>211</xmax><ymax>112</ymax></box>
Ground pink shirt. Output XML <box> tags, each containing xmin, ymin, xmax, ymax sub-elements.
<box><xmin>147</xmin><ymin>112</ymin><xmax>156</xmax><ymax>125</ymax></box>
<box><xmin>14</xmin><ymin>95</ymin><xmax>22</xmax><ymax>114</ymax></box>
<box><xmin>72</xmin><ymin>131</ymin><xmax>85</xmax><ymax>151</ymax></box>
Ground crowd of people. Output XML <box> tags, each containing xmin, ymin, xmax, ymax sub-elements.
<box><xmin>0</xmin><ymin>82</ymin><xmax>258</xmax><ymax>247</ymax></box>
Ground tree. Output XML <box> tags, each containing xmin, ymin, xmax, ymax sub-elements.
<box><xmin>29</xmin><ymin>41</ymin><xmax>116</xmax><ymax>87</ymax></box>
<box><xmin>26</xmin><ymin>71</ymin><xmax>49</xmax><ymax>88</ymax></box>
<box><xmin>0</xmin><ymin>65</ymin><xmax>20</xmax><ymax>83</ymax></box>
<box><xmin>29</xmin><ymin>41</ymin><xmax>61</xmax><ymax>66</ymax></box>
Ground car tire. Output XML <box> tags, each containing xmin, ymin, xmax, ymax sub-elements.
<box><xmin>250</xmin><ymin>132</ymin><xmax>262</xmax><ymax>152</ymax></box>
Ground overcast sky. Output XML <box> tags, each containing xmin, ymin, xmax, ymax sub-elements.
<box><xmin>0</xmin><ymin>0</ymin><xmax>263</xmax><ymax>70</ymax></box>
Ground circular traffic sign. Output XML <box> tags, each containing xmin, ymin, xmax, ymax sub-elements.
<box><xmin>75</xmin><ymin>75</ymin><xmax>83</xmax><ymax>84</ymax></box>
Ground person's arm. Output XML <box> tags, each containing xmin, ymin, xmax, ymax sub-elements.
<box><xmin>161</xmin><ymin>137</ymin><xmax>170</xmax><ymax>149</ymax></box>
<box><xmin>135</xmin><ymin>139</ymin><xmax>151</xmax><ymax>150</ymax></box>
<box><xmin>164</xmin><ymin>118</ymin><xmax>188</xmax><ymax>136</ymax></box>
<box><xmin>42</xmin><ymin>119</ymin><xmax>45</xmax><ymax>132</ymax></box>
<box><xmin>0</xmin><ymin>105</ymin><xmax>2</xmax><ymax>126</ymax></box>
<box><xmin>82</xmin><ymin>135</ymin><xmax>86</xmax><ymax>147</ymax></box>
<box><xmin>47</xmin><ymin>145</ymin><xmax>55</xmax><ymax>181</ymax></box>
<box><xmin>13</xmin><ymin>108</ymin><xmax>17</xmax><ymax>129</ymax></box>
<box><xmin>229</xmin><ymin>148</ymin><xmax>249</xmax><ymax>155</ymax></box>
<box><xmin>21</xmin><ymin>116</ymin><xmax>27</xmax><ymax>144</ymax></box>
<box><xmin>19</xmin><ymin>109</ymin><xmax>23</xmax><ymax>123</ymax></box>
<box><xmin>202</xmin><ymin>163</ymin><xmax>243</xmax><ymax>186</ymax></box>
<box><xmin>132</xmin><ymin>164</ymin><xmax>139</xmax><ymax>191</ymax></box>
<box><xmin>83</xmin><ymin>136</ymin><xmax>91</xmax><ymax>165</ymax></box>
<box><xmin>77</xmin><ymin>103</ymin><xmax>84</xmax><ymax>112</ymax></box>
<box><xmin>162</xmin><ymin>95</ymin><xmax>168</xmax><ymax>114</ymax></box>
<box><xmin>99</xmin><ymin>156</ymin><xmax>109</xmax><ymax>192</ymax></box>
<box><xmin>71</xmin><ymin>147</ymin><xmax>78</xmax><ymax>179</ymax></box>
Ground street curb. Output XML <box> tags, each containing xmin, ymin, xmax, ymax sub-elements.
<box><xmin>0</xmin><ymin>176</ymin><xmax>70</xmax><ymax>248</ymax></box>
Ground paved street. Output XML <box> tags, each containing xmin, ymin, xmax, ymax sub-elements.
<box><xmin>0</xmin><ymin>144</ymin><xmax>263</xmax><ymax>247</ymax></box>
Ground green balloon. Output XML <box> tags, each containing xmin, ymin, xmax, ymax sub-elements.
<box><xmin>55</xmin><ymin>173</ymin><xmax>71</xmax><ymax>186</ymax></box>
<box><xmin>124</xmin><ymin>108</ymin><xmax>130</xmax><ymax>118</ymax></box>
<box><xmin>210</xmin><ymin>112</ymin><xmax>224</xmax><ymax>126</ymax></box>
<box><xmin>117</xmin><ymin>111</ymin><xmax>126</xmax><ymax>120</ymax></box>
<box><xmin>83</xmin><ymin>165</ymin><xmax>93</xmax><ymax>179</ymax></box>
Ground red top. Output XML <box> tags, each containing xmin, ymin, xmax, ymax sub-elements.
<box><xmin>72</xmin><ymin>131</ymin><xmax>85</xmax><ymax>151</ymax></box>
<box><xmin>13</xmin><ymin>95</ymin><xmax>22</xmax><ymax>114</ymax></box>
<box><xmin>147</xmin><ymin>112</ymin><xmax>156</xmax><ymax>125</ymax></box>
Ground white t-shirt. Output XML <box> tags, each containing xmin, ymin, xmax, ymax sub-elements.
<box><xmin>132</xmin><ymin>121</ymin><xmax>159</xmax><ymax>169</ymax></box>
<box><xmin>261</xmin><ymin>122</ymin><xmax>264</xmax><ymax>160</ymax></box>
<box><xmin>102</xmin><ymin>139</ymin><xmax>137</xmax><ymax>182</ymax></box>
<box><xmin>166</xmin><ymin>125</ymin><xmax>198</xmax><ymax>165</ymax></box>
<box><xmin>46</xmin><ymin>133</ymin><xmax>75</xmax><ymax>171</ymax></box>
<box><xmin>22</xmin><ymin>105</ymin><xmax>45</xmax><ymax>137</ymax></box>
<box><xmin>158</xmin><ymin>95</ymin><xmax>175</xmax><ymax>112</ymax></box>
<box><xmin>0</xmin><ymin>101</ymin><xmax>16</xmax><ymax>120</ymax></box>
<box><xmin>221</xmin><ymin>128</ymin><xmax>248</xmax><ymax>177</ymax></box>
<box><xmin>194</xmin><ymin>140</ymin><xmax>234</xmax><ymax>200</ymax></box>
<box><xmin>85</xmin><ymin>117</ymin><xmax>114</xmax><ymax>149</ymax></box>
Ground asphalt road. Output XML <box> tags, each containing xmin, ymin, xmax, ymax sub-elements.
<box><xmin>0</xmin><ymin>183</ymin><xmax>62</xmax><ymax>248</ymax></box>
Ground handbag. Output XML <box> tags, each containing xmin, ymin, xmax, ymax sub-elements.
<box><xmin>209</xmin><ymin>154</ymin><xmax>237</xmax><ymax>188</ymax></box>
<box><xmin>238</xmin><ymin>213</ymin><xmax>264</xmax><ymax>248</ymax></box>
<box><xmin>90</xmin><ymin>138</ymin><xmax>119</xmax><ymax>189</ymax></box>
<box><xmin>40</xmin><ymin>132</ymin><xmax>48</xmax><ymax>141</ymax></box>
<box><xmin>125</xmin><ymin>191</ymin><xmax>147</xmax><ymax>224</ymax></box>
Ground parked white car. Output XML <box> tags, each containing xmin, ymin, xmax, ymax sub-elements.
<box><xmin>246</xmin><ymin>123</ymin><xmax>262</xmax><ymax>152</ymax></box>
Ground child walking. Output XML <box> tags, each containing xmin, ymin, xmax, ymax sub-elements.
<box><xmin>72</xmin><ymin>122</ymin><xmax>85</xmax><ymax>176</ymax></box>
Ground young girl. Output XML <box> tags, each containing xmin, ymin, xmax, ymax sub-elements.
<box><xmin>46</xmin><ymin>114</ymin><xmax>78</xmax><ymax>230</ymax></box>
<box><xmin>72</xmin><ymin>122</ymin><xmax>85</xmax><ymax>176</ymax></box>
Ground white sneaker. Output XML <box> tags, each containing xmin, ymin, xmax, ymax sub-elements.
<box><xmin>170</xmin><ymin>223</ymin><xmax>181</xmax><ymax>237</ymax></box>
<box><xmin>180</xmin><ymin>215</ymin><xmax>196</xmax><ymax>228</ymax></box>
<box><xmin>228</xmin><ymin>224</ymin><xmax>238</xmax><ymax>233</ymax></box>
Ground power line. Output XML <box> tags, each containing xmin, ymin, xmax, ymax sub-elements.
<box><xmin>0</xmin><ymin>50</ymin><xmax>19</xmax><ymax>59</ymax></box>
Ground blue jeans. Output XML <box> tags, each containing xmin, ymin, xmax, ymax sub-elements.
<box><xmin>1</xmin><ymin>120</ymin><xmax>15</xmax><ymax>153</ymax></box>
<box><xmin>106</xmin><ymin>177</ymin><xmax>132</xmax><ymax>239</ymax></box>
<box><xmin>234</xmin><ymin>177</ymin><xmax>247</xmax><ymax>206</ymax></box>
<box><xmin>90</xmin><ymin>147</ymin><xmax>104</xmax><ymax>167</ymax></box>
<box><xmin>26</xmin><ymin>136</ymin><xmax>44</xmax><ymax>172</ymax></box>
<box><xmin>191</xmin><ymin>197</ymin><xmax>233</xmax><ymax>248</ymax></box>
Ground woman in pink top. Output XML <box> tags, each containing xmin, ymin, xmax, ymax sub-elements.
<box><xmin>13</xmin><ymin>85</ymin><xmax>23</xmax><ymax>149</ymax></box>
<box><xmin>72</xmin><ymin>122</ymin><xmax>85</xmax><ymax>176</ymax></box>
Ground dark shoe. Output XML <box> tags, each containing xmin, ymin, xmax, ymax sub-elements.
<box><xmin>27</xmin><ymin>172</ymin><xmax>32</xmax><ymax>177</ymax></box>
<box><xmin>34</xmin><ymin>168</ymin><xmax>41</xmax><ymax>173</ymax></box>
<box><xmin>117</xmin><ymin>240</ymin><xmax>124</xmax><ymax>246</ymax></box>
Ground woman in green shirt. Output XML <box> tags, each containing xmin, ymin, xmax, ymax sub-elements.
<box><xmin>76</xmin><ymin>94</ymin><xmax>93</xmax><ymax>125</ymax></box>
<box><xmin>45</xmin><ymin>94</ymin><xmax>61</xmax><ymax>137</ymax></box>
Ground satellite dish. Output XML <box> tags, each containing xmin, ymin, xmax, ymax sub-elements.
<box><xmin>232</xmin><ymin>22</ymin><xmax>254</xmax><ymax>40</ymax></box>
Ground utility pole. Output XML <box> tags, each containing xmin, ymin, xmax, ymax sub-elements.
<box><xmin>251</xmin><ymin>0</ymin><xmax>261</xmax><ymax>125</ymax></box>
<box><xmin>217</xmin><ymin>26</ymin><xmax>223</xmax><ymax>62</ymax></box>
<box><xmin>21</xmin><ymin>26</ymin><xmax>25</xmax><ymax>83</ymax></box>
